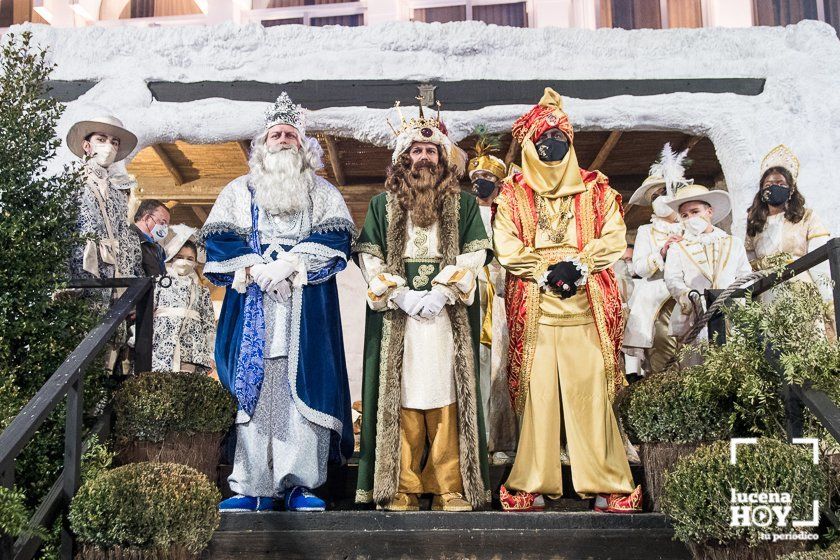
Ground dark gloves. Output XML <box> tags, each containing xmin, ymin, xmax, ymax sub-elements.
<box><xmin>546</xmin><ymin>261</ymin><xmax>582</xmax><ymax>298</ymax></box>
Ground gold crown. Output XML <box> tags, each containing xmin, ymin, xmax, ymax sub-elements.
<box><xmin>761</xmin><ymin>144</ymin><xmax>800</xmax><ymax>181</ymax></box>
<box><xmin>387</xmin><ymin>96</ymin><xmax>445</xmax><ymax>137</ymax></box>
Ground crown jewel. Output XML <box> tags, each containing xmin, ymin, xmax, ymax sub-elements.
<box><xmin>265</xmin><ymin>92</ymin><xmax>305</xmax><ymax>136</ymax></box>
<box><xmin>760</xmin><ymin>144</ymin><xmax>799</xmax><ymax>181</ymax></box>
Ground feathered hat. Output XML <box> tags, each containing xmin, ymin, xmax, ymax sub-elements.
<box><xmin>265</xmin><ymin>92</ymin><xmax>306</xmax><ymax>136</ymax></box>
<box><xmin>760</xmin><ymin>144</ymin><xmax>799</xmax><ymax>181</ymax></box>
<box><xmin>389</xmin><ymin>97</ymin><xmax>466</xmax><ymax>175</ymax></box>
<box><xmin>628</xmin><ymin>143</ymin><xmax>692</xmax><ymax>207</ymax></box>
<box><xmin>467</xmin><ymin>125</ymin><xmax>507</xmax><ymax>180</ymax></box>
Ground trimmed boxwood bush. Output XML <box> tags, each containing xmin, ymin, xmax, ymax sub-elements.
<box><xmin>69</xmin><ymin>462</ymin><xmax>220</xmax><ymax>558</ymax></box>
<box><xmin>114</xmin><ymin>371</ymin><xmax>235</xmax><ymax>443</ymax></box>
<box><xmin>618</xmin><ymin>372</ymin><xmax>733</xmax><ymax>511</ymax></box>
<box><xmin>619</xmin><ymin>372</ymin><xmax>732</xmax><ymax>444</ymax></box>
<box><xmin>662</xmin><ymin>438</ymin><xmax>828</xmax><ymax>559</ymax></box>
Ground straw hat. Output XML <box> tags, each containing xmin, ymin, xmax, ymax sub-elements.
<box><xmin>665</xmin><ymin>184</ymin><xmax>731</xmax><ymax>225</ymax></box>
<box><xmin>66</xmin><ymin>115</ymin><xmax>138</xmax><ymax>161</ymax></box>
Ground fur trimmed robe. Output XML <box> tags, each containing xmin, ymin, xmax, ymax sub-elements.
<box><xmin>353</xmin><ymin>191</ymin><xmax>492</xmax><ymax>508</ymax></box>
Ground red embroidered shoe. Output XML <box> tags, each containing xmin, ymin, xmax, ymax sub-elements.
<box><xmin>499</xmin><ymin>485</ymin><xmax>545</xmax><ymax>512</ymax></box>
<box><xmin>594</xmin><ymin>485</ymin><xmax>643</xmax><ymax>514</ymax></box>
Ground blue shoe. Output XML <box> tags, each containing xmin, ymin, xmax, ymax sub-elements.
<box><xmin>285</xmin><ymin>486</ymin><xmax>326</xmax><ymax>512</ymax></box>
<box><xmin>219</xmin><ymin>494</ymin><xmax>275</xmax><ymax>512</ymax></box>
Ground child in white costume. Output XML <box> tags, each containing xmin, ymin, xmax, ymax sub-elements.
<box><xmin>151</xmin><ymin>224</ymin><xmax>217</xmax><ymax>374</ymax></box>
<box><xmin>663</xmin><ymin>185</ymin><xmax>751</xmax><ymax>342</ymax></box>
<box><xmin>623</xmin><ymin>144</ymin><xmax>688</xmax><ymax>375</ymax></box>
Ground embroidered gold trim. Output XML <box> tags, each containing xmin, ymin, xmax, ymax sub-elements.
<box><xmin>413</xmin><ymin>264</ymin><xmax>435</xmax><ymax>289</ymax></box>
<box><xmin>355</xmin><ymin>489</ymin><xmax>373</xmax><ymax>503</ymax></box>
<box><xmin>413</xmin><ymin>226</ymin><xmax>430</xmax><ymax>257</ymax></box>
<box><xmin>540</xmin><ymin>309</ymin><xmax>593</xmax><ymax>320</ymax></box>
<box><xmin>463</xmin><ymin>238</ymin><xmax>492</xmax><ymax>253</ymax></box>
<box><xmin>354</xmin><ymin>241</ymin><xmax>384</xmax><ymax>261</ymax></box>
<box><xmin>404</xmin><ymin>257</ymin><xmax>442</xmax><ymax>263</ymax></box>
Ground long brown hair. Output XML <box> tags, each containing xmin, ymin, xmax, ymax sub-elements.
<box><xmin>385</xmin><ymin>151</ymin><xmax>461</xmax><ymax>228</ymax></box>
<box><xmin>746</xmin><ymin>166</ymin><xmax>806</xmax><ymax>237</ymax></box>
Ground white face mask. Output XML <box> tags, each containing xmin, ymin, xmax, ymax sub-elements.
<box><xmin>150</xmin><ymin>222</ymin><xmax>168</xmax><ymax>244</ymax></box>
<box><xmin>652</xmin><ymin>196</ymin><xmax>676</xmax><ymax>219</ymax></box>
<box><xmin>89</xmin><ymin>140</ymin><xmax>118</xmax><ymax>168</ymax></box>
<box><xmin>171</xmin><ymin>258</ymin><xmax>196</xmax><ymax>276</ymax></box>
<box><xmin>683</xmin><ymin>216</ymin><xmax>710</xmax><ymax>236</ymax></box>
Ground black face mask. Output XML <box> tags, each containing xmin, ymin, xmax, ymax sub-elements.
<box><xmin>473</xmin><ymin>178</ymin><xmax>497</xmax><ymax>199</ymax></box>
<box><xmin>761</xmin><ymin>184</ymin><xmax>791</xmax><ymax>207</ymax></box>
<box><xmin>535</xmin><ymin>137</ymin><xmax>569</xmax><ymax>162</ymax></box>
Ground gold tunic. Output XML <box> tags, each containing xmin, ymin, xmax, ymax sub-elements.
<box><xmin>492</xmin><ymin>188</ymin><xmax>627</xmax><ymax>326</ymax></box>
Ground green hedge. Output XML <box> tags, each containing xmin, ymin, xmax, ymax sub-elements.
<box><xmin>779</xmin><ymin>542</ymin><xmax>840</xmax><ymax>560</ymax></box>
<box><xmin>69</xmin><ymin>462</ymin><xmax>220</xmax><ymax>554</ymax></box>
<box><xmin>114</xmin><ymin>372</ymin><xmax>235</xmax><ymax>443</ymax></box>
<box><xmin>661</xmin><ymin>438</ymin><xmax>828</xmax><ymax>547</ymax></box>
<box><xmin>619</xmin><ymin>372</ymin><xmax>732</xmax><ymax>444</ymax></box>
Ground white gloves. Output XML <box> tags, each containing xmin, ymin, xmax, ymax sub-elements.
<box><xmin>251</xmin><ymin>260</ymin><xmax>297</xmax><ymax>292</ymax></box>
<box><xmin>392</xmin><ymin>289</ymin><xmax>450</xmax><ymax>319</ymax></box>
<box><xmin>417</xmin><ymin>289</ymin><xmax>449</xmax><ymax>319</ymax></box>
<box><xmin>392</xmin><ymin>290</ymin><xmax>426</xmax><ymax>317</ymax></box>
<box><xmin>265</xmin><ymin>279</ymin><xmax>292</xmax><ymax>302</ymax></box>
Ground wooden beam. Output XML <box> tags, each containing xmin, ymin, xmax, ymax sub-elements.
<box><xmin>677</xmin><ymin>135</ymin><xmax>703</xmax><ymax>156</ymax></box>
<box><xmin>589</xmin><ymin>131</ymin><xmax>623</xmax><ymax>171</ymax></box>
<box><xmin>323</xmin><ymin>135</ymin><xmax>346</xmax><ymax>186</ymax></box>
<box><xmin>192</xmin><ymin>205</ymin><xmax>209</xmax><ymax>223</ymax></box>
<box><xmin>504</xmin><ymin>138</ymin><xmax>521</xmax><ymax>166</ymax></box>
<box><xmin>151</xmin><ymin>144</ymin><xmax>185</xmax><ymax>186</ymax></box>
<box><xmin>135</xmin><ymin>177</ymin><xmax>230</xmax><ymax>205</ymax></box>
<box><xmin>238</xmin><ymin>140</ymin><xmax>251</xmax><ymax>162</ymax></box>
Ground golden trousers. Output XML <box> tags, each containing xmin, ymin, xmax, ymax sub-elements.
<box><xmin>505</xmin><ymin>321</ymin><xmax>635</xmax><ymax>498</ymax></box>
<box><xmin>645</xmin><ymin>299</ymin><xmax>677</xmax><ymax>375</ymax></box>
<box><xmin>398</xmin><ymin>404</ymin><xmax>464</xmax><ymax>495</ymax></box>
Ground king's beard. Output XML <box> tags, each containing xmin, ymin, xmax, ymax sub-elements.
<box><xmin>250</xmin><ymin>144</ymin><xmax>313</xmax><ymax>216</ymax></box>
<box><xmin>386</xmin><ymin>156</ymin><xmax>455</xmax><ymax>228</ymax></box>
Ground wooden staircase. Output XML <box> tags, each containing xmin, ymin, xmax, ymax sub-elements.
<box><xmin>209</xmin><ymin>461</ymin><xmax>691</xmax><ymax>560</ymax></box>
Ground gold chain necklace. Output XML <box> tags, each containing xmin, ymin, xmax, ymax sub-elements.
<box><xmin>537</xmin><ymin>196</ymin><xmax>575</xmax><ymax>244</ymax></box>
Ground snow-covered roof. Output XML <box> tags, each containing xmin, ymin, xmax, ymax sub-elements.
<box><xmin>12</xmin><ymin>19</ymin><xmax>840</xmax><ymax>236</ymax></box>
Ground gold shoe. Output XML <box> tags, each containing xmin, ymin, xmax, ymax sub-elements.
<box><xmin>432</xmin><ymin>492</ymin><xmax>472</xmax><ymax>512</ymax></box>
<box><xmin>379</xmin><ymin>492</ymin><xmax>419</xmax><ymax>511</ymax></box>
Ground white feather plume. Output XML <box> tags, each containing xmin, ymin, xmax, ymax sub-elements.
<box><xmin>649</xmin><ymin>142</ymin><xmax>691</xmax><ymax>198</ymax></box>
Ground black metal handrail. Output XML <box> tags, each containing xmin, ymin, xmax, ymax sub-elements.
<box><xmin>0</xmin><ymin>277</ymin><xmax>155</xmax><ymax>560</ymax></box>
<box><xmin>704</xmin><ymin>237</ymin><xmax>840</xmax><ymax>443</ymax></box>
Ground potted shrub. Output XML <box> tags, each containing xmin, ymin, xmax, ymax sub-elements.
<box><xmin>618</xmin><ymin>371</ymin><xmax>732</xmax><ymax>511</ymax></box>
<box><xmin>113</xmin><ymin>371</ymin><xmax>236</xmax><ymax>480</ymax></box>
<box><xmin>69</xmin><ymin>462</ymin><xmax>220</xmax><ymax>559</ymax></box>
<box><xmin>661</xmin><ymin>438</ymin><xmax>828</xmax><ymax>560</ymax></box>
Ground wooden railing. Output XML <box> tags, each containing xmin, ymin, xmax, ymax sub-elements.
<box><xmin>0</xmin><ymin>277</ymin><xmax>156</xmax><ymax>560</ymax></box>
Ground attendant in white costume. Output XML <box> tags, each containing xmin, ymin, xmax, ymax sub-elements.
<box><xmin>745</xmin><ymin>145</ymin><xmax>832</xmax><ymax>313</ymax></box>
<box><xmin>151</xmin><ymin>224</ymin><xmax>216</xmax><ymax>375</ymax></box>
<box><xmin>467</xmin><ymin>129</ymin><xmax>518</xmax><ymax>458</ymax></box>
<box><xmin>663</xmin><ymin>184</ymin><xmax>751</xmax><ymax>342</ymax></box>
<box><xmin>623</xmin><ymin>145</ymin><xmax>688</xmax><ymax>375</ymax></box>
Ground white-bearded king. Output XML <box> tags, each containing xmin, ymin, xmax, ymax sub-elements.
<box><xmin>202</xmin><ymin>93</ymin><xmax>355</xmax><ymax>513</ymax></box>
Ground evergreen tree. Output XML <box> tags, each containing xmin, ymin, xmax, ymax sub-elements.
<box><xmin>0</xmin><ymin>31</ymin><xmax>99</xmax><ymax>538</ymax></box>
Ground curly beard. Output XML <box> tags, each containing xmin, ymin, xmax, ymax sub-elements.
<box><xmin>385</xmin><ymin>153</ymin><xmax>460</xmax><ymax>228</ymax></box>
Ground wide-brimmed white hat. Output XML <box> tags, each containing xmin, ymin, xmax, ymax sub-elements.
<box><xmin>66</xmin><ymin>115</ymin><xmax>138</xmax><ymax>161</ymax></box>
<box><xmin>665</xmin><ymin>184</ymin><xmax>731</xmax><ymax>224</ymax></box>
<box><xmin>627</xmin><ymin>175</ymin><xmax>667</xmax><ymax>207</ymax></box>
<box><xmin>163</xmin><ymin>224</ymin><xmax>205</xmax><ymax>263</ymax></box>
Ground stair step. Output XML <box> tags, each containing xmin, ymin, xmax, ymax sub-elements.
<box><xmin>208</xmin><ymin>510</ymin><xmax>690</xmax><ymax>560</ymax></box>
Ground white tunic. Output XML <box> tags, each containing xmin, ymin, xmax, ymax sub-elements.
<box><xmin>744</xmin><ymin>209</ymin><xmax>831</xmax><ymax>302</ymax></box>
<box><xmin>664</xmin><ymin>227</ymin><xmax>751</xmax><ymax>338</ymax></box>
<box><xmin>360</xmin><ymin>219</ymin><xmax>486</xmax><ymax>410</ymax></box>
<box><xmin>623</xmin><ymin>218</ymin><xmax>683</xmax><ymax>350</ymax></box>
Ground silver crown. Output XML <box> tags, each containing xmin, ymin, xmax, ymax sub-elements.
<box><xmin>265</xmin><ymin>92</ymin><xmax>305</xmax><ymax>136</ymax></box>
